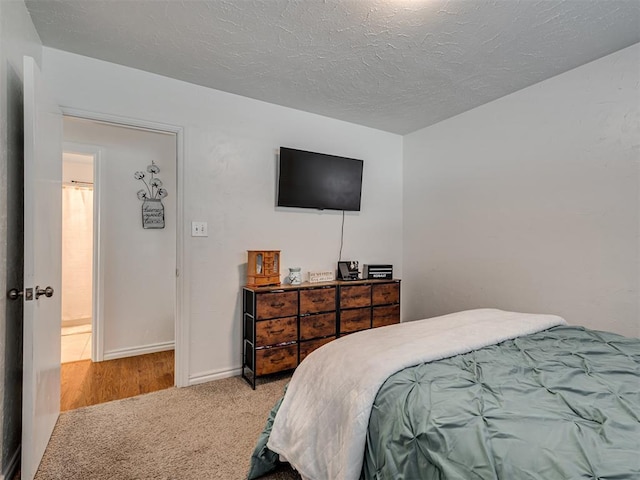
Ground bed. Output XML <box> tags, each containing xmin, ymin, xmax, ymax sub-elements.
<box><xmin>248</xmin><ymin>309</ymin><xmax>640</xmax><ymax>480</ymax></box>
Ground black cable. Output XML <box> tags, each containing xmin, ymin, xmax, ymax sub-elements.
<box><xmin>338</xmin><ymin>210</ymin><xmax>345</xmax><ymax>262</ymax></box>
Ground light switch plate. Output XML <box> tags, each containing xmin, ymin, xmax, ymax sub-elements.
<box><xmin>191</xmin><ymin>221</ymin><xmax>208</xmax><ymax>237</ymax></box>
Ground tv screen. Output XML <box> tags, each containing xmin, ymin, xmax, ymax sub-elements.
<box><xmin>277</xmin><ymin>147</ymin><xmax>363</xmax><ymax>211</ymax></box>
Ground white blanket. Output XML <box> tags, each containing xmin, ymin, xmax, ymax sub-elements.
<box><xmin>267</xmin><ymin>308</ymin><xmax>566</xmax><ymax>480</ymax></box>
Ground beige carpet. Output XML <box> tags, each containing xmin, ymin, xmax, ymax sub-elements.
<box><xmin>35</xmin><ymin>374</ymin><xmax>300</xmax><ymax>480</ymax></box>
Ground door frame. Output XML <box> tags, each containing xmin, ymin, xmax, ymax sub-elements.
<box><xmin>62</xmin><ymin>107</ymin><xmax>188</xmax><ymax>387</ymax></box>
<box><xmin>62</xmin><ymin>142</ymin><xmax>104</xmax><ymax>361</ymax></box>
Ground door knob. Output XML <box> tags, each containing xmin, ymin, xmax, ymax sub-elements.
<box><xmin>35</xmin><ymin>286</ymin><xmax>54</xmax><ymax>299</ymax></box>
<box><xmin>7</xmin><ymin>289</ymin><xmax>23</xmax><ymax>300</ymax></box>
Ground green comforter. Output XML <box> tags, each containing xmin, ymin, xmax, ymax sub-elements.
<box><xmin>250</xmin><ymin>326</ymin><xmax>640</xmax><ymax>479</ymax></box>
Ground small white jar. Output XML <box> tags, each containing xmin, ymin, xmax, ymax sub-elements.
<box><xmin>288</xmin><ymin>267</ymin><xmax>302</xmax><ymax>285</ymax></box>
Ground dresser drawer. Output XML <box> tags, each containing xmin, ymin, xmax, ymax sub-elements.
<box><xmin>256</xmin><ymin>291</ymin><xmax>298</xmax><ymax>319</ymax></box>
<box><xmin>255</xmin><ymin>344</ymin><xmax>298</xmax><ymax>375</ymax></box>
<box><xmin>256</xmin><ymin>316</ymin><xmax>297</xmax><ymax>347</ymax></box>
<box><xmin>373</xmin><ymin>304</ymin><xmax>400</xmax><ymax>328</ymax></box>
<box><xmin>299</xmin><ymin>336</ymin><xmax>335</xmax><ymax>361</ymax></box>
<box><xmin>300</xmin><ymin>287</ymin><xmax>336</xmax><ymax>314</ymax></box>
<box><xmin>372</xmin><ymin>282</ymin><xmax>399</xmax><ymax>305</ymax></box>
<box><xmin>340</xmin><ymin>285</ymin><xmax>371</xmax><ymax>309</ymax></box>
<box><xmin>340</xmin><ymin>308</ymin><xmax>371</xmax><ymax>333</ymax></box>
<box><xmin>300</xmin><ymin>312</ymin><xmax>336</xmax><ymax>340</ymax></box>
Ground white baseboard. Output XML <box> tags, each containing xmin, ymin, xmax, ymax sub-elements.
<box><xmin>1</xmin><ymin>446</ymin><xmax>20</xmax><ymax>480</ymax></box>
<box><xmin>188</xmin><ymin>367</ymin><xmax>242</xmax><ymax>386</ymax></box>
<box><xmin>103</xmin><ymin>341</ymin><xmax>174</xmax><ymax>361</ymax></box>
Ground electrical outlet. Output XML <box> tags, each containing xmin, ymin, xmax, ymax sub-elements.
<box><xmin>191</xmin><ymin>221</ymin><xmax>208</xmax><ymax>237</ymax></box>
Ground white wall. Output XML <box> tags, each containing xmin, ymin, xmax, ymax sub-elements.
<box><xmin>42</xmin><ymin>48</ymin><xmax>403</xmax><ymax>382</ymax></box>
<box><xmin>62</xmin><ymin>153</ymin><xmax>93</xmax><ymax>183</ymax></box>
<box><xmin>63</xmin><ymin>118</ymin><xmax>177</xmax><ymax>359</ymax></box>
<box><xmin>404</xmin><ymin>43</ymin><xmax>640</xmax><ymax>338</ymax></box>
<box><xmin>0</xmin><ymin>0</ymin><xmax>42</xmax><ymax>476</ymax></box>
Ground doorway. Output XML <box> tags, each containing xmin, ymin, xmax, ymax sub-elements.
<box><xmin>61</xmin><ymin>152</ymin><xmax>94</xmax><ymax>364</ymax></box>
<box><xmin>60</xmin><ymin>115</ymin><xmax>179</xmax><ymax>410</ymax></box>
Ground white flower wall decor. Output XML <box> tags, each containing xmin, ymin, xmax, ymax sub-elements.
<box><xmin>135</xmin><ymin>161</ymin><xmax>168</xmax><ymax>229</ymax></box>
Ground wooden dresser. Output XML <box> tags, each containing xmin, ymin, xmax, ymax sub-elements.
<box><xmin>242</xmin><ymin>279</ymin><xmax>400</xmax><ymax>388</ymax></box>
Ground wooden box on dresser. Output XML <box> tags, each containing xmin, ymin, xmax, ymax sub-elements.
<box><xmin>242</xmin><ymin>279</ymin><xmax>400</xmax><ymax>388</ymax></box>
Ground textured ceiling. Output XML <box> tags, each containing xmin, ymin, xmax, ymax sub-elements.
<box><xmin>25</xmin><ymin>0</ymin><xmax>640</xmax><ymax>134</ymax></box>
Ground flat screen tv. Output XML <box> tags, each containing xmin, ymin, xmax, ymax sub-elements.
<box><xmin>277</xmin><ymin>147</ymin><xmax>363</xmax><ymax>211</ymax></box>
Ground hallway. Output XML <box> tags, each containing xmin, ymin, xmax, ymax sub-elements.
<box><xmin>60</xmin><ymin>350</ymin><xmax>174</xmax><ymax>411</ymax></box>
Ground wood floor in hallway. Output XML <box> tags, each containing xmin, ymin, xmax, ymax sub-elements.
<box><xmin>61</xmin><ymin>350</ymin><xmax>175</xmax><ymax>411</ymax></box>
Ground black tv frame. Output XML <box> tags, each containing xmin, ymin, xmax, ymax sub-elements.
<box><xmin>276</xmin><ymin>147</ymin><xmax>363</xmax><ymax>212</ymax></box>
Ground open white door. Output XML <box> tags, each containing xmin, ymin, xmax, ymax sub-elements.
<box><xmin>22</xmin><ymin>56</ymin><xmax>62</xmax><ymax>480</ymax></box>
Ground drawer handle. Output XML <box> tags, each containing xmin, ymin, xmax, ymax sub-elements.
<box><xmin>272</xmin><ymin>302</ymin><xmax>285</xmax><ymax>308</ymax></box>
<box><xmin>311</xmin><ymin>298</ymin><xmax>325</xmax><ymax>303</ymax></box>
<box><xmin>271</xmin><ymin>356</ymin><xmax>285</xmax><ymax>363</ymax></box>
<box><xmin>270</xmin><ymin>328</ymin><xmax>285</xmax><ymax>335</ymax></box>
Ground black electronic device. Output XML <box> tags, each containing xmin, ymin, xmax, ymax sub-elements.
<box><xmin>337</xmin><ymin>261</ymin><xmax>360</xmax><ymax>281</ymax></box>
<box><xmin>364</xmin><ymin>264</ymin><xmax>393</xmax><ymax>280</ymax></box>
<box><xmin>277</xmin><ymin>147</ymin><xmax>364</xmax><ymax>211</ymax></box>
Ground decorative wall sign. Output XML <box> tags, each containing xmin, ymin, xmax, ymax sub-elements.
<box><xmin>135</xmin><ymin>161</ymin><xmax>168</xmax><ymax>229</ymax></box>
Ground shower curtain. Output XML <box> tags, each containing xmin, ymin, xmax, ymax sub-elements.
<box><xmin>62</xmin><ymin>185</ymin><xmax>93</xmax><ymax>325</ymax></box>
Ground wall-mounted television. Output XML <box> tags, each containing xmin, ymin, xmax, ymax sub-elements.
<box><xmin>277</xmin><ymin>147</ymin><xmax>364</xmax><ymax>212</ymax></box>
